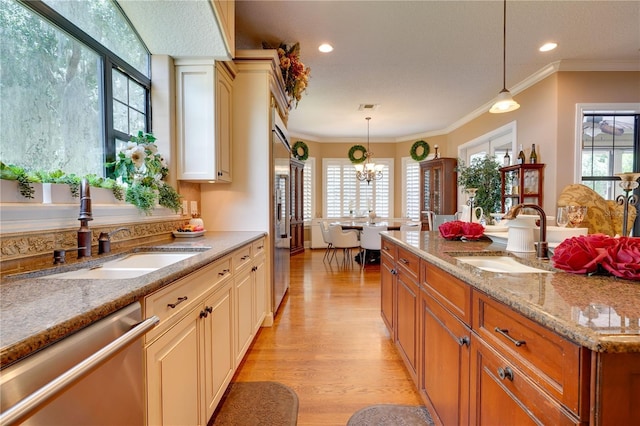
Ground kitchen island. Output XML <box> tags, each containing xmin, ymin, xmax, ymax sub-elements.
<box><xmin>381</xmin><ymin>230</ymin><xmax>639</xmax><ymax>425</ymax></box>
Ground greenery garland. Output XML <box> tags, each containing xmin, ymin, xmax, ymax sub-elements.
<box><xmin>348</xmin><ymin>145</ymin><xmax>367</xmax><ymax>164</ymax></box>
<box><xmin>292</xmin><ymin>141</ymin><xmax>309</xmax><ymax>161</ymax></box>
<box><xmin>410</xmin><ymin>140</ymin><xmax>429</xmax><ymax>161</ymax></box>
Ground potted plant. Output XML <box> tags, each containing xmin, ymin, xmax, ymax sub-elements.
<box><xmin>457</xmin><ymin>156</ymin><xmax>502</xmax><ymax>224</ymax></box>
<box><xmin>84</xmin><ymin>174</ymin><xmax>125</xmax><ymax>204</ymax></box>
<box><xmin>108</xmin><ymin>131</ymin><xmax>181</xmax><ymax>215</ymax></box>
<box><xmin>0</xmin><ymin>161</ymin><xmax>43</xmax><ymax>202</ymax></box>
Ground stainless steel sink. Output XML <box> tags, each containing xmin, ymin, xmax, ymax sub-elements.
<box><xmin>42</xmin><ymin>252</ymin><xmax>199</xmax><ymax>280</ymax></box>
<box><xmin>454</xmin><ymin>256</ymin><xmax>552</xmax><ymax>273</ymax></box>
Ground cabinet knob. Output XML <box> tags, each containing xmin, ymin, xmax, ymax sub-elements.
<box><xmin>458</xmin><ymin>336</ymin><xmax>470</xmax><ymax>347</ymax></box>
<box><xmin>498</xmin><ymin>366</ymin><xmax>514</xmax><ymax>381</ymax></box>
<box><xmin>205</xmin><ymin>306</ymin><xmax>213</xmax><ymax>314</ymax></box>
<box><xmin>199</xmin><ymin>309</ymin><xmax>208</xmax><ymax>319</ymax></box>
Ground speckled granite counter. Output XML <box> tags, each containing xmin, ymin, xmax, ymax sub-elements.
<box><xmin>0</xmin><ymin>231</ymin><xmax>265</xmax><ymax>367</ymax></box>
<box><xmin>384</xmin><ymin>231</ymin><xmax>640</xmax><ymax>353</ymax></box>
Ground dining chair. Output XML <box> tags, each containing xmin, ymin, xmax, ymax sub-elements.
<box><xmin>422</xmin><ymin>211</ymin><xmax>435</xmax><ymax>230</ymax></box>
<box><xmin>433</xmin><ymin>214</ymin><xmax>456</xmax><ymax>229</ymax></box>
<box><xmin>319</xmin><ymin>221</ymin><xmax>334</xmax><ymax>262</ymax></box>
<box><xmin>328</xmin><ymin>225</ymin><xmax>360</xmax><ymax>265</ymax></box>
<box><xmin>400</xmin><ymin>222</ymin><xmax>421</xmax><ymax>232</ymax></box>
<box><xmin>359</xmin><ymin>225</ymin><xmax>387</xmax><ymax>269</ymax></box>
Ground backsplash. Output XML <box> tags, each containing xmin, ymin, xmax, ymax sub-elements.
<box><xmin>0</xmin><ymin>218</ymin><xmax>185</xmax><ymax>276</ymax></box>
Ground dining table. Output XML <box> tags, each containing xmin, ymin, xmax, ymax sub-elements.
<box><xmin>331</xmin><ymin>221</ymin><xmax>405</xmax><ymax>231</ymax></box>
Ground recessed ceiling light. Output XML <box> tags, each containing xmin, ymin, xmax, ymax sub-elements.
<box><xmin>318</xmin><ymin>43</ymin><xmax>333</xmax><ymax>53</ymax></box>
<box><xmin>539</xmin><ymin>42</ymin><xmax>558</xmax><ymax>52</ymax></box>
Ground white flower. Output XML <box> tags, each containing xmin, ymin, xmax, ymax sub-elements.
<box><xmin>130</xmin><ymin>146</ymin><xmax>147</xmax><ymax>168</ymax></box>
<box><xmin>145</xmin><ymin>144</ymin><xmax>158</xmax><ymax>154</ymax></box>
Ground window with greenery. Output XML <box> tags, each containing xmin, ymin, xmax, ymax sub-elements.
<box><xmin>323</xmin><ymin>158</ymin><xmax>393</xmax><ymax>218</ymax></box>
<box><xmin>581</xmin><ymin>113</ymin><xmax>639</xmax><ymax>200</ymax></box>
<box><xmin>0</xmin><ymin>0</ymin><xmax>150</xmax><ymax>178</ymax></box>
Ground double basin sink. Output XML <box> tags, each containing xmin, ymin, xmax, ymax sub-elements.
<box><xmin>44</xmin><ymin>252</ymin><xmax>200</xmax><ymax>280</ymax></box>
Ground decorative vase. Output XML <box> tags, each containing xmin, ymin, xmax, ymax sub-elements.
<box><xmin>368</xmin><ymin>210</ymin><xmax>376</xmax><ymax>222</ymax></box>
<box><xmin>0</xmin><ymin>180</ymin><xmax>45</xmax><ymax>203</ymax></box>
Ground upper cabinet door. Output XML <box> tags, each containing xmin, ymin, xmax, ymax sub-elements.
<box><xmin>175</xmin><ymin>59</ymin><xmax>234</xmax><ymax>182</ymax></box>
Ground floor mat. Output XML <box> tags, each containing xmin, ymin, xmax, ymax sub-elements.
<box><xmin>347</xmin><ymin>404</ymin><xmax>434</xmax><ymax>426</ymax></box>
<box><xmin>210</xmin><ymin>381</ymin><xmax>299</xmax><ymax>426</ymax></box>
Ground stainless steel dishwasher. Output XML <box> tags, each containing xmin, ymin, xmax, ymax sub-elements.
<box><xmin>0</xmin><ymin>302</ymin><xmax>159</xmax><ymax>426</ymax></box>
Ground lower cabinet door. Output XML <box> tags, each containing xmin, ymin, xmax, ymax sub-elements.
<box><xmin>420</xmin><ymin>289</ymin><xmax>471</xmax><ymax>426</ymax></box>
<box><xmin>203</xmin><ymin>281</ymin><xmax>234</xmax><ymax>421</ymax></box>
<box><xmin>380</xmin><ymin>253</ymin><xmax>395</xmax><ymax>334</ymax></box>
<box><xmin>395</xmin><ymin>271</ymin><xmax>419</xmax><ymax>384</ymax></box>
<box><xmin>146</xmin><ymin>306</ymin><xmax>201</xmax><ymax>426</ymax></box>
<box><xmin>235</xmin><ymin>267</ymin><xmax>253</xmax><ymax>365</ymax></box>
<box><xmin>469</xmin><ymin>337</ymin><xmax>580</xmax><ymax>426</ymax></box>
<box><xmin>253</xmin><ymin>254</ymin><xmax>267</xmax><ymax>332</ymax></box>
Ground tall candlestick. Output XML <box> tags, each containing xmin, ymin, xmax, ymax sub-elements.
<box><xmin>615</xmin><ymin>173</ymin><xmax>640</xmax><ymax>236</ymax></box>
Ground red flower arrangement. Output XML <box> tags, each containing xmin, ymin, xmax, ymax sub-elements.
<box><xmin>438</xmin><ymin>220</ymin><xmax>484</xmax><ymax>240</ymax></box>
<box><xmin>552</xmin><ymin>234</ymin><xmax>640</xmax><ymax>281</ymax></box>
<box><xmin>264</xmin><ymin>42</ymin><xmax>311</xmax><ymax>109</ymax></box>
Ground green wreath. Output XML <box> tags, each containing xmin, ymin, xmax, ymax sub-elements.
<box><xmin>292</xmin><ymin>141</ymin><xmax>309</xmax><ymax>161</ymax></box>
<box><xmin>348</xmin><ymin>145</ymin><xmax>367</xmax><ymax>163</ymax></box>
<box><xmin>410</xmin><ymin>140</ymin><xmax>429</xmax><ymax>161</ymax></box>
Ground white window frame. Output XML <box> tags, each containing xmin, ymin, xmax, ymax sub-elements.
<box><xmin>574</xmin><ymin>103</ymin><xmax>640</xmax><ymax>183</ymax></box>
<box><xmin>322</xmin><ymin>157</ymin><xmax>394</xmax><ymax>219</ymax></box>
<box><xmin>401</xmin><ymin>157</ymin><xmax>421</xmax><ymax>220</ymax></box>
<box><xmin>457</xmin><ymin>121</ymin><xmax>517</xmax><ymax>209</ymax></box>
<box><xmin>303</xmin><ymin>157</ymin><xmax>315</xmax><ymax>225</ymax></box>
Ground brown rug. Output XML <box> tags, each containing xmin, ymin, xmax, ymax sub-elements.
<box><xmin>347</xmin><ymin>404</ymin><xmax>434</xmax><ymax>426</ymax></box>
<box><xmin>209</xmin><ymin>381</ymin><xmax>299</xmax><ymax>425</ymax></box>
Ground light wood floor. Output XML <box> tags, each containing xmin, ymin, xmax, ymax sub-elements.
<box><xmin>232</xmin><ymin>248</ymin><xmax>421</xmax><ymax>425</ymax></box>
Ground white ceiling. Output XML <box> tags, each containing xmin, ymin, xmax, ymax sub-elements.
<box><xmin>235</xmin><ymin>0</ymin><xmax>640</xmax><ymax>142</ymax></box>
<box><xmin>118</xmin><ymin>1</ymin><xmax>640</xmax><ymax>142</ymax></box>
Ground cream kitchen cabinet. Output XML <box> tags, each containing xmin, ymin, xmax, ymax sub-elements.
<box><xmin>145</xmin><ymin>256</ymin><xmax>233</xmax><ymax>426</ymax></box>
<box><xmin>175</xmin><ymin>59</ymin><xmax>235</xmax><ymax>182</ymax></box>
<box><xmin>234</xmin><ymin>237</ymin><xmax>267</xmax><ymax>364</ymax></box>
<box><xmin>145</xmin><ymin>237</ymin><xmax>267</xmax><ymax>425</ymax></box>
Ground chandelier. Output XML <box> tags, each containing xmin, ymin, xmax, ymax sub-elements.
<box><xmin>355</xmin><ymin>117</ymin><xmax>383</xmax><ymax>184</ymax></box>
<box><xmin>489</xmin><ymin>0</ymin><xmax>520</xmax><ymax>113</ymax></box>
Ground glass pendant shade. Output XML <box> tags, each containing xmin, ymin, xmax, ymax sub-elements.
<box><xmin>490</xmin><ymin>88</ymin><xmax>520</xmax><ymax>113</ymax></box>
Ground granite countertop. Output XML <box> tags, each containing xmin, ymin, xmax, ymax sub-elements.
<box><xmin>0</xmin><ymin>231</ymin><xmax>265</xmax><ymax>368</ymax></box>
<box><xmin>384</xmin><ymin>231</ymin><xmax>640</xmax><ymax>354</ymax></box>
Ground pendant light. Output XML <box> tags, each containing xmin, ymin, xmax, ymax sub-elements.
<box><xmin>490</xmin><ymin>0</ymin><xmax>520</xmax><ymax>113</ymax></box>
<box><xmin>355</xmin><ymin>117</ymin><xmax>383</xmax><ymax>184</ymax></box>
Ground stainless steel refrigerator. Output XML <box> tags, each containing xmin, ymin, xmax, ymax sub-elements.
<box><xmin>272</xmin><ymin>111</ymin><xmax>290</xmax><ymax>313</ymax></box>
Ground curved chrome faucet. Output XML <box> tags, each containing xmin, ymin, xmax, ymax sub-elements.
<box><xmin>503</xmin><ymin>203</ymin><xmax>549</xmax><ymax>259</ymax></box>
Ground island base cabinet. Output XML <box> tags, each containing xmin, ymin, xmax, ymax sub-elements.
<box><xmin>420</xmin><ymin>288</ymin><xmax>470</xmax><ymax>426</ymax></box>
<box><xmin>469</xmin><ymin>337</ymin><xmax>581</xmax><ymax>426</ymax></box>
<box><xmin>591</xmin><ymin>351</ymin><xmax>640</xmax><ymax>425</ymax></box>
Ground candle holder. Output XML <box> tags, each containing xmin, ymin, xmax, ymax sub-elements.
<box><xmin>615</xmin><ymin>172</ymin><xmax>640</xmax><ymax>236</ymax></box>
<box><xmin>466</xmin><ymin>188</ymin><xmax>478</xmax><ymax>222</ymax></box>
<box><xmin>433</xmin><ymin>145</ymin><xmax>439</xmax><ymax>159</ymax></box>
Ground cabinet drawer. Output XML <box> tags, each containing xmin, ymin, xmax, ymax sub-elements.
<box><xmin>381</xmin><ymin>238</ymin><xmax>397</xmax><ymax>261</ymax></box>
<box><xmin>470</xmin><ymin>338</ymin><xmax>580</xmax><ymax>426</ymax></box>
<box><xmin>422</xmin><ymin>263</ymin><xmax>471</xmax><ymax>326</ymax></box>
<box><xmin>252</xmin><ymin>238</ymin><xmax>266</xmax><ymax>258</ymax></box>
<box><xmin>396</xmin><ymin>246</ymin><xmax>419</xmax><ymax>279</ymax></box>
<box><xmin>233</xmin><ymin>245</ymin><xmax>252</xmax><ymax>272</ymax></box>
<box><xmin>473</xmin><ymin>292</ymin><xmax>586</xmax><ymax>417</ymax></box>
<box><xmin>144</xmin><ymin>257</ymin><xmax>232</xmax><ymax>342</ymax></box>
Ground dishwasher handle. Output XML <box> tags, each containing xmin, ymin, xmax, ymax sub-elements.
<box><xmin>0</xmin><ymin>315</ymin><xmax>159</xmax><ymax>426</ymax></box>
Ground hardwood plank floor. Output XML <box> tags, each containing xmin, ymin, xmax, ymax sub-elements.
<box><xmin>232</xmin><ymin>248</ymin><xmax>421</xmax><ymax>425</ymax></box>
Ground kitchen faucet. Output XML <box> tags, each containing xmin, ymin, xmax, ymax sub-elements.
<box><xmin>98</xmin><ymin>227</ymin><xmax>130</xmax><ymax>254</ymax></box>
<box><xmin>77</xmin><ymin>178</ymin><xmax>93</xmax><ymax>259</ymax></box>
<box><xmin>503</xmin><ymin>203</ymin><xmax>549</xmax><ymax>260</ymax></box>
